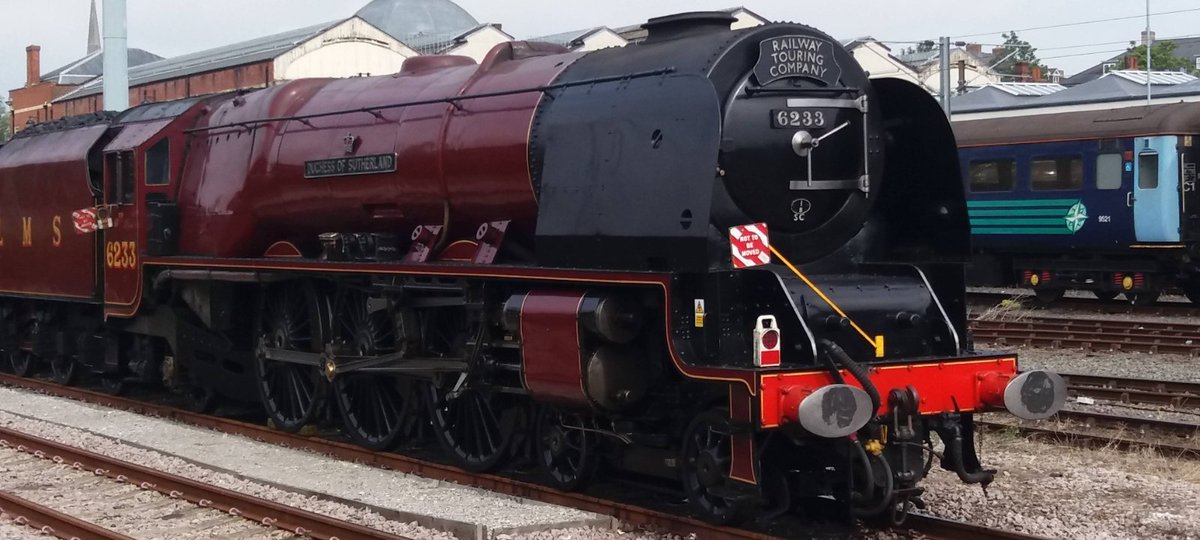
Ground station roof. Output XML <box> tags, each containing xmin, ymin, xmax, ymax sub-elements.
<box><xmin>954</xmin><ymin>100</ymin><xmax>1200</xmax><ymax>147</ymax></box>
<box><xmin>356</xmin><ymin>0</ymin><xmax>479</xmax><ymax>43</ymax></box>
<box><xmin>952</xmin><ymin>70</ymin><xmax>1200</xmax><ymax>113</ymax></box>
<box><xmin>404</xmin><ymin>23</ymin><xmax>501</xmax><ymax>55</ymax></box>
<box><xmin>56</xmin><ymin>22</ymin><xmax>338</xmax><ymax>102</ymax></box>
<box><xmin>40</xmin><ymin>49</ymin><xmax>163</xmax><ymax>85</ymax></box>
<box><xmin>951</xmin><ymin>83</ymin><xmax>1066</xmax><ymax>111</ymax></box>
<box><xmin>533</xmin><ymin>27</ymin><xmax>608</xmax><ymax>48</ymax></box>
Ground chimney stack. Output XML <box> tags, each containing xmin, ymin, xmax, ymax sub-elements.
<box><xmin>966</xmin><ymin>43</ymin><xmax>982</xmax><ymax>56</ymax></box>
<box><xmin>1032</xmin><ymin>66</ymin><xmax>1042</xmax><ymax>81</ymax></box>
<box><xmin>1127</xmin><ymin>55</ymin><xmax>1139</xmax><ymax>70</ymax></box>
<box><xmin>991</xmin><ymin>47</ymin><xmax>1007</xmax><ymax>58</ymax></box>
<box><xmin>103</xmin><ymin>0</ymin><xmax>129</xmax><ymax>112</ymax></box>
<box><xmin>1141</xmin><ymin>30</ymin><xmax>1155</xmax><ymax>47</ymax></box>
<box><xmin>1015</xmin><ymin>61</ymin><xmax>1029</xmax><ymax>80</ymax></box>
<box><xmin>25</xmin><ymin>45</ymin><xmax>41</xmax><ymax>87</ymax></box>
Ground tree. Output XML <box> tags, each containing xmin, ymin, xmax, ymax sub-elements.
<box><xmin>1125</xmin><ymin>41</ymin><xmax>1198</xmax><ymax>74</ymax></box>
<box><xmin>992</xmin><ymin>31</ymin><xmax>1046</xmax><ymax>77</ymax></box>
<box><xmin>901</xmin><ymin>39</ymin><xmax>937</xmax><ymax>56</ymax></box>
<box><xmin>0</xmin><ymin>101</ymin><xmax>9</xmax><ymax>143</ymax></box>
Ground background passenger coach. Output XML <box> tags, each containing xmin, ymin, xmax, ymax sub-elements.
<box><xmin>956</xmin><ymin>102</ymin><xmax>1200</xmax><ymax>305</ymax></box>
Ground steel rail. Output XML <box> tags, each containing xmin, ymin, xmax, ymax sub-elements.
<box><xmin>1060</xmin><ymin>372</ymin><xmax>1200</xmax><ymax>410</ymax></box>
<box><xmin>907</xmin><ymin>513</ymin><xmax>1052</xmax><ymax>540</ymax></box>
<box><xmin>967</xmin><ymin>291</ymin><xmax>1200</xmax><ymax>318</ymax></box>
<box><xmin>0</xmin><ymin>423</ymin><xmax>415</xmax><ymax>540</ymax></box>
<box><xmin>0</xmin><ymin>373</ymin><xmax>770</xmax><ymax>540</ymax></box>
<box><xmin>969</xmin><ymin>319</ymin><xmax>1200</xmax><ymax>356</ymax></box>
<box><xmin>979</xmin><ymin>418</ymin><xmax>1200</xmax><ymax>460</ymax></box>
<box><xmin>0</xmin><ymin>488</ymin><xmax>135</xmax><ymax>540</ymax></box>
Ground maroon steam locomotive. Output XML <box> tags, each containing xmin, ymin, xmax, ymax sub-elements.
<box><xmin>0</xmin><ymin>13</ymin><xmax>1064</xmax><ymax>524</ymax></box>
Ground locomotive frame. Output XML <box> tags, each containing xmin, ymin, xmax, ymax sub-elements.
<box><xmin>0</xmin><ymin>13</ymin><xmax>1066</xmax><ymax>526</ymax></box>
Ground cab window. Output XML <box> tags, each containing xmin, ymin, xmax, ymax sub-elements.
<box><xmin>146</xmin><ymin>139</ymin><xmax>170</xmax><ymax>186</ymax></box>
<box><xmin>968</xmin><ymin>159</ymin><xmax>1015</xmax><ymax>192</ymax></box>
<box><xmin>1030</xmin><ymin>156</ymin><xmax>1083</xmax><ymax>191</ymax></box>
<box><xmin>1095</xmin><ymin>153</ymin><xmax>1123</xmax><ymax>190</ymax></box>
<box><xmin>107</xmin><ymin>151</ymin><xmax>135</xmax><ymax>205</ymax></box>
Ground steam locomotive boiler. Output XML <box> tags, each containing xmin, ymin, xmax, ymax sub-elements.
<box><xmin>0</xmin><ymin>12</ymin><xmax>1065</xmax><ymax>524</ymax></box>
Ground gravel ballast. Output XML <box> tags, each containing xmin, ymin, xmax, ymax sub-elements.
<box><xmin>921</xmin><ymin>433</ymin><xmax>1200</xmax><ymax>539</ymax></box>
<box><xmin>0</xmin><ymin>385</ymin><xmax>607</xmax><ymax>539</ymax></box>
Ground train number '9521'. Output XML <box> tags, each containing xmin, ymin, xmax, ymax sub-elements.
<box><xmin>106</xmin><ymin>241</ymin><xmax>137</xmax><ymax>270</ymax></box>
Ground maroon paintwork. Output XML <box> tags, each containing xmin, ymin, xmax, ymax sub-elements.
<box><xmin>0</xmin><ymin>125</ymin><xmax>106</xmax><ymax>300</ymax></box>
<box><xmin>177</xmin><ymin>43</ymin><xmax>583</xmax><ymax>258</ymax></box>
<box><xmin>519</xmin><ymin>290</ymin><xmax>589</xmax><ymax>406</ymax></box>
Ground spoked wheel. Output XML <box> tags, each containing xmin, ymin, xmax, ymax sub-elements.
<box><xmin>426</xmin><ymin>380</ymin><xmax>515</xmax><ymax>472</ymax></box>
<box><xmin>333</xmin><ymin>291</ymin><xmax>417</xmax><ymax>450</ymax></box>
<box><xmin>1031</xmin><ymin>288</ymin><xmax>1064</xmax><ymax>306</ymax></box>
<box><xmin>1091</xmin><ymin>289</ymin><xmax>1119</xmax><ymax>301</ymax></box>
<box><xmin>536</xmin><ymin>408</ymin><xmax>599</xmax><ymax>491</ymax></box>
<box><xmin>48</xmin><ymin>354</ymin><xmax>78</xmax><ymax>386</ymax></box>
<box><xmin>681</xmin><ymin>409</ymin><xmax>742</xmax><ymax>524</ymax></box>
<box><xmin>255</xmin><ymin>281</ymin><xmax>329</xmax><ymax>433</ymax></box>
<box><xmin>1125</xmin><ymin>289</ymin><xmax>1161</xmax><ymax>306</ymax></box>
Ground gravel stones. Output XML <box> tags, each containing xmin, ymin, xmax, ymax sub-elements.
<box><xmin>0</xmin><ymin>385</ymin><xmax>605</xmax><ymax>539</ymax></box>
<box><xmin>921</xmin><ymin>434</ymin><xmax>1200</xmax><ymax>539</ymax></box>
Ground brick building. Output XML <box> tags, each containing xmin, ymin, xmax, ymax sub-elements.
<box><xmin>9</xmin><ymin>0</ymin><xmax>504</xmax><ymax>135</ymax></box>
<box><xmin>9</xmin><ymin>0</ymin><xmax>161</xmax><ymax>132</ymax></box>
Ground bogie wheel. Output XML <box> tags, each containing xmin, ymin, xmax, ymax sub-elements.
<box><xmin>255</xmin><ymin>281</ymin><xmax>330</xmax><ymax>433</ymax></box>
<box><xmin>10</xmin><ymin>314</ymin><xmax>39</xmax><ymax>378</ymax></box>
<box><xmin>48</xmin><ymin>353</ymin><xmax>78</xmax><ymax>386</ymax></box>
<box><xmin>426</xmin><ymin>379</ymin><xmax>516</xmax><ymax>472</ymax></box>
<box><xmin>333</xmin><ymin>291</ymin><xmax>415</xmax><ymax>450</ymax></box>
<box><xmin>536</xmin><ymin>408</ymin><xmax>599</xmax><ymax>491</ymax></box>
<box><xmin>1125</xmin><ymin>289</ymin><xmax>1160</xmax><ymax>306</ymax></box>
<box><xmin>681</xmin><ymin>409</ymin><xmax>743</xmax><ymax>525</ymax></box>
<box><xmin>100</xmin><ymin>376</ymin><xmax>129</xmax><ymax>396</ymax></box>
<box><xmin>184</xmin><ymin>385</ymin><xmax>218</xmax><ymax>414</ymax></box>
<box><xmin>1031</xmin><ymin>288</ymin><xmax>1064</xmax><ymax>306</ymax></box>
<box><xmin>1091</xmin><ymin>289</ymin><xmax>1119</xmax><ymax>301</ymax></box>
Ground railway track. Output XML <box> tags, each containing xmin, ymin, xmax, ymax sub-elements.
<box><xmin>0</xmin><ymin>372</ymin><xmax>771</xmax><ymax>540</ymax></box>
<box><xmin>906</xmin><ymin>514</ymin><xmax>1052</xmax><ymax>540</ymax></box>
<box><xmin>980</xmin><ymin>410</ymin><xmax>1200</xmax><ymax>461</ymax></box>
<box><xmin>0</xmin><ymin>487</ymin><xmax>136</xmax><ymax>540</ymax></box>
<box><xmin>967</xmin><ymin>290</ymin><xmax>1200</xmax><ymax>317</ymax></box>
<box><xmin>969</xmin><ymin>317</ymin><xmax>1200</xmax><ymax>356</ymax></box>
<box><xmin>0</xmin><ymin>372</ymin><xmax>1053</xmax><ymax>540</ymax></box>
<box><xmin>0</xmin><ymin>423</ymin><xmax>412</xmax><ymax>540</ymax></box>
<box><xmin>1061</xmin><ymin>372</ymin><xmax>1200</xmax><ymax>410</ymax></box>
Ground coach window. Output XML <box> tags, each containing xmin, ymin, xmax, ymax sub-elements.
<box><xmin>1030</xmin><ymin>156</ymin><xmax>1083</xmax><ymax>191</ymax></box>
<box><xmin>1096</xmin><ymin>153</ymin><xmax>1123</xmax><ymax>190</ymax></box>
<box><xmin>146</xmin><ymin>139</ymin><xmax>170</xmax><ymax>186</ymax></box>
<box><xmin>1139</xmin><ymin>152</ymin><xmax>1159</xmax><ymax>189</ymax></box>
<box><xmin>968</xmin><ymin>159</ymin><xmax>1015</xmax><ymax>192</ymax></box>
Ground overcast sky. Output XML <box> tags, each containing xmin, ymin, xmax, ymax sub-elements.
<box><xmin>4</xmin><ymin>0</ymin><xmax>1200</xmax><ymax>102</ymax></box>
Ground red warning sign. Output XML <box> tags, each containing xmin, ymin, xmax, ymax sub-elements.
<box><xmin>730</xmin><ymin>223</ymin><xmax>770</xmax><ymax>269</ymax></box>
<box><xmin>72</xmin><ymin>208</ymin><xmax>98</xmax><ymax>234</ymax></box>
